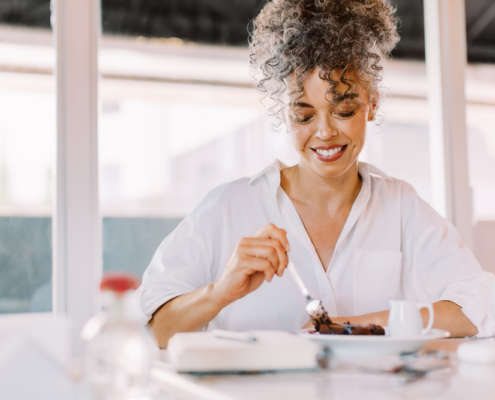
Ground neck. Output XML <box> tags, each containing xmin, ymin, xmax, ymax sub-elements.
<box><xmin>281</xmin><ymin>160</ymin><xmax>362</xmax><ymax>213</ymax></box>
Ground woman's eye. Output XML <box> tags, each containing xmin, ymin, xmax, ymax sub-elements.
<box><xmin>335</xmin><ymin>110</ymin><xmax>356</xmax><ymax>119</ymax></box>
<box><xmin>293</xmin><ymin>115</ymin><xmax>313</xmax><ymax>123</ymax></box>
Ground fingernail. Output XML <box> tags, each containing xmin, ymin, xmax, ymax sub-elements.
<box><xmin>285</xmin><ymin>243</ymin><xmax>291</xmax><ymax>252</ymax></box>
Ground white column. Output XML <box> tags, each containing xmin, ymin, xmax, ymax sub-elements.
<box><xmin>53</xmin><ymin>0</ymin><xmax>101</xmax><ymax>356</ymax></box>
<box><xmin>424</xmin><ymin>0</ymin><xmax>473</xmax><ymax>247</ymax></box>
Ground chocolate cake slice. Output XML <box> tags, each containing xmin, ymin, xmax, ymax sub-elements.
<box><xmin>318</xmin><ymin>322</ymin><xmax>385</xmax><ymax>335</ymax></box>
<box><xmin>313</xmin><ymin>309</ymin><xmax>385</xmax><ymax>335</ymax></box>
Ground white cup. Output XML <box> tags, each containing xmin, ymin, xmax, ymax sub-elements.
<box><xmin>387</xmin><ymin>300</ymin><xmax>434</xmax><ymax>337</ymax></box>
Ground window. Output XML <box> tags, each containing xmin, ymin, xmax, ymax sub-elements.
<box><xmin>0</xmin><ymin>17</ymin><xmax>55</xmax><ymax>313</ymax></box>
<box><xmin>97</xmin><ymin>0</ymin><xmax>495</xmax><ymax>278</ymax></box>
<box><xmin>1</xmin><ymin>0</ymin><xmax>493</xmax><ymax>350</ymax></box>
<box><xmin>98</xmin><ymin>35</ymin><xmax>298</xmax><ymax>279</ymax></box>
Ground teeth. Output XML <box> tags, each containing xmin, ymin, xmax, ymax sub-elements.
<box><xmin>316</xmin><ymin>147</ymin><xmax>342</xmax><ymax>156</ymax></box>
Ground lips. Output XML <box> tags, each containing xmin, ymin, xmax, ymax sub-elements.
<box><xmin>311</xmin><ymin>145</ymin><xmax>347</xmax><ymax>162</ymax></box>
<box><xmin>311</xmin><ymin>144</ymin><xmax>347</xmax><ymax>162</ymax></box>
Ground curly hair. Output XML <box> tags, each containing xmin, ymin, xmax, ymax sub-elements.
<box><xmin>249</xmin><ymin>0</ymin><xmax>400</xmax><ymax>121</ymax></box>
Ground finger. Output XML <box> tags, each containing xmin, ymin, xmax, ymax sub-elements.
<box><xmin>254</xmin><ymin>223</ymin><xmax>290</xmax><ymax>252</ymax></box>
<box><xmin>241</xmin><ymin>256</ymin><xmax>277</xmax><ymax>282</ymax></box>
<box><xmin>266</xmin><ymin>238</ymin><xmax>287</xmax><ymax>277</ymax></box>
<box><xmin>238</xmin><ymin>243</ymin><xmax>279</xmax><ymax>275</ymax></box>
<box><xmin>275</xmin><ymin>243</ymin><xmax>288</xmax><ymax>277</ymax></box>
<box><xmin>237</xmin><ymin>238</ymin><xmax>287</xmax><ymax>276</ymax></box>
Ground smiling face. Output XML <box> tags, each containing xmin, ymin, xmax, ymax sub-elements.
<box><xmin>285</xmin><ymin>67</ymin><xmax>377</xmax><ymax>181</ymax></box>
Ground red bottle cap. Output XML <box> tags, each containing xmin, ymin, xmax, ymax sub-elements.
<box><xmin>100</xmin><ymin>272</ymin><xmax>141</xmax><ymax>294</ymax></box>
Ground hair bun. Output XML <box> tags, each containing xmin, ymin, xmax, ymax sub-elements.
<box><xmin>249</xmin><ymin>0</ymin><xmax>399</xmax><ymax>121</ymax></box>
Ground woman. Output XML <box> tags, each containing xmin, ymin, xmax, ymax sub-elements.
<box><xmin>131</xmin><ymin>0</ymin><xmax>494</xmax><ymax>348</ymax></box>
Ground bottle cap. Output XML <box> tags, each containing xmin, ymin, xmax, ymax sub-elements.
<box><xmin>100</xmin><ymin>272</ymin><xmax>140</xmax><ymax>295</ymax></box>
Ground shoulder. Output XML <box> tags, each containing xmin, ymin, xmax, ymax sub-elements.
<box><xmin>362</xmin><ymin>163</ymin><xmax>409</xmax><ymax>202</ymax></box>
<box><xmin>203</xmin><ymin>176</ymin><xmax>252</xmax><ymax>203</ymax></box>
<box><xmin>187</xmin><ymin>169</ymin><xmax>274</xmax><ymax>230</ymax></box>
<box><xmin>366</xmin><ymin>165</ymin><xmax>454</xmax><ymax>242</ymax></box>
<box><xmin>188</xmin><ymin>177</ymin><xmax>249</xmax><ymax>227</ymax></box>
<box><xmin>157</xmin><ymin>177</ymin><xmax>260</xmax><ymax>254</ymax></box>
<box><xmin>363</xmin><ymin>163</ymin><xmax>422</xmax><ymax>201</ymax></box>
<box><xmin>200</xmin><ymin>161</ymin><xmax>281</xmax><ymax>209</ymax></box>
<box><xmin>198</xmin><ymin>175</ymin><xmax>263</xmax><ymax>211</ymax></box>
<box><xmin>362</xmin><ymin>163</ymin><xmax>445</xmax><ymax>227</ymax></box>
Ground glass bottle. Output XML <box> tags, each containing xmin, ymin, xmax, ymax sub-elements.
<box><xmin>83</xmin><ymin>272</ymin><xmax>153</xmax><ymax>400</ymax></box>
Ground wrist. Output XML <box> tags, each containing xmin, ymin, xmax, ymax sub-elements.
<box><xmin>208</xmin><ymin>281</ymin><xmax>233</xmax><ymax>310</ymax></box>
<box><xmin>362</xmin><ymin>311</ymin><xmax>389</xmax><ymax>326</ymax></box>
<box><xmin>332</xmin><ymin>311</ymin><xmax>389</xmax><ymax>326</ymax></box>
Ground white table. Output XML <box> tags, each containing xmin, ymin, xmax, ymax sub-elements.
<box><xmin>151</xmin><ymin>339</ymin><xmax>495</xmax><ymax>400</ymax></box>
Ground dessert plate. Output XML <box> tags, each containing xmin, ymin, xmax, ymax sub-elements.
<box><xmin>299</xmin><ymin>329</ymin><xmax>450</xmax><ymax>359</ymax></box>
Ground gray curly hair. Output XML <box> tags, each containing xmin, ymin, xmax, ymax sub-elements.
<box><xmin>249</xmin><ymin>0</ymin><xmax>400</xmax><ymax>120</ymax></box>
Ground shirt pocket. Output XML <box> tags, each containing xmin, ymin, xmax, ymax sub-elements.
<box><xmin>353</xmin><ymin>250</ymin><xmax>402</xmax><ymax>315</ymax></box>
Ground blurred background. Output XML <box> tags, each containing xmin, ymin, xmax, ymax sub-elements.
<box><xmin>0</xmin><ymin>0</ymin><xmax>494</xmax><ymax>314</ymax></box>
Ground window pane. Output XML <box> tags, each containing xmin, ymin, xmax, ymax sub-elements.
<box><xmin>98</xmin><ymin>2</ymin><xmax>432</xmax><ymax>279</ymax></box>
<box><xmin>466</xmin><ymin>66</ymin><xmax>495</xmax><ymax>220</ymax></box>
<box><xmin>361</xmin><ymin>60</ymin><xmax>431</xmax><ymax>204</ymax></box>
<box><xmin>0</xmin><ymin>15</ymin><xmax>55</xmax><ymax>313</ymax></box>
<box><xmin>99</xmin><ymin>39</ymin><xmax>298</xmax><ymax>278</ymax></box>
<box><xmin>98</xmin><ymin>1</ymin><xmax>495</xmax><ymax>279</ymax></box>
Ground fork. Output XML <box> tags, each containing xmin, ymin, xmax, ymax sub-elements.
<box><xmin>286</xmin><ymin>257</ymin><xmax>332</xmax><ymax>327</ymax></box>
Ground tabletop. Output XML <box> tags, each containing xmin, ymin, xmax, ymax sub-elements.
<box><xmin>151</xmin><ymin>338</ymin><xmax>495</xmax><ymax>400</ymax></box>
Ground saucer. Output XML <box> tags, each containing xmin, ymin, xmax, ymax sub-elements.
<box><xmin>298</xmin><ymin>329</ymin><xmax>450</xmax><ymax>359</ymax></box>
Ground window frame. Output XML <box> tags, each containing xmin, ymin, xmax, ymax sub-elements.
<box><xmin>0</xmin><ymin>0</ymin><xmax>473</xmax><ymax>356</ymax></box>
<box><xmin>53</xmin><ymin>0</ymin><xmax>102</xmax><ymax>356</ymax></box>
<box><xmin>424</xmin><ymin>0</ymin><xmax>473</xmax><ymax>247</ymax></box>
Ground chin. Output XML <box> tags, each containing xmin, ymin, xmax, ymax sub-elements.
<box><xmin>308</xmin><ymin>161</ymin><xmax>349</xmax><ymax>179</ymax></box>
<box><xmin>302</xmin><ymin>155</ymin><xmax>358</xmax><ymax>180</ymax></box>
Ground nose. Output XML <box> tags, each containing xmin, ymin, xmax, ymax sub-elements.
<box><xmin>315</xmin><ymin>114</ymin><xmax>337</xmax><ymax>140</ymax></box>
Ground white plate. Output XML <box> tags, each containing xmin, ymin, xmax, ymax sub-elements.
<box><xmin>299</xmin><ymin>329</ymin><xmax>450</xmax><ymax>359</ymax></box>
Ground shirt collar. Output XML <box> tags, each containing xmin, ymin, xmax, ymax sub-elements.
<box><xmin>358</xmin><ymin>162</ymin><xmax>372</xmax><ymax>203</ymax></box>
<box><xmin>250</xmin><ymin>159</ymin><xmax>373</xmax><ymax>199</ymax></box>
<box><xmin>249</xmin><ymin>159</ymin><xmax>287</xmax><ymax>194</ymax></box>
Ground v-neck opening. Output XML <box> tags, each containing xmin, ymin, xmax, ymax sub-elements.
<box><xmin>277</xmin><ymin>187</ymin><xmax>325</xmax><ymax>270</ymax></box>
<box><xmin>277</xmin><ymin>166</ymin><xmax>370</xmax><ymax>273</ymax></box>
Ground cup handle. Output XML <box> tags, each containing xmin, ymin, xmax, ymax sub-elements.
<box><xmin>417</xmin><ymin>303</ymin><xmax>434</xmax><ymax>335</ymax></box>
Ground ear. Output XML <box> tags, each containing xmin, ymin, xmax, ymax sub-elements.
<box><xmin>368</xmin><ymin>94</ymin><xmax>379</xmax><ymax>122</ymax></box>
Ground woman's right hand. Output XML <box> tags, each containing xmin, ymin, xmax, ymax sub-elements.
<box><xmin>213</xmin><ymin>223</ymin><xmax>290</xmax><ymax>306</ymax></box>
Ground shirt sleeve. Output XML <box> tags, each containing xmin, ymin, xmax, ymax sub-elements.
<box><xmin>401</xmin><ymin>182</ymin><xmax>495</xmax><ymax>337</ymax></box>
<box><xmin>129</xmin><ymin>187</ymin><xmax>226</xmax><ymax>326</ymax></box>
<box><xmin>129</xmin><ymin>228</ymin><xmax>211</xmax><ymax>325</ymax></box>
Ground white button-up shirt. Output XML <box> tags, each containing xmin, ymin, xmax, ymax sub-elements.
<box><xmin>132</xmin><ymin>161</ymin><xmax>495</xmax><ymax>337</ymax></box>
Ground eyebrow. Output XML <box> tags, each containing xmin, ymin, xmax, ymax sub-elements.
<box><xmin>290</xmin><ymin>93</ymin><xmax>360</xmax><ymax>108</ymax></box>
<box><xmin>332</xmin><ymin>93</ymin><xmax>360</xmax><ymax>103</ymax></box>
<box><xmin>291</xmin><ymin>102</ymin><xmax>314</xmax><ymax>108</ymax></box>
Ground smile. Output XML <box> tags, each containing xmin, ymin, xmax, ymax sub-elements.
<box><xmin>311</xmin><ymin>145</ymin><xmax>347</xmax><ymax>162</ymax></box>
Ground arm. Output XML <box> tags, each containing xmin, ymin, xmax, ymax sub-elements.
<box><xmin>149</xmin><ymin>283</ymin><xmax>227</xmax><ymax>348</ymax></box>
<box><xmin>304</xmin><ymin>300</ymin><xmax>478</xmax><ymax>337</ymax></box>
<box><xmin>398</xmin><ymin>183</ymin><xmax>487</xmax><ymax>337</ymax></box>
<box><xmin>149</xmin><ymin>224</ymin><xmax>290</xmax><ymax>348</ymax></box>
